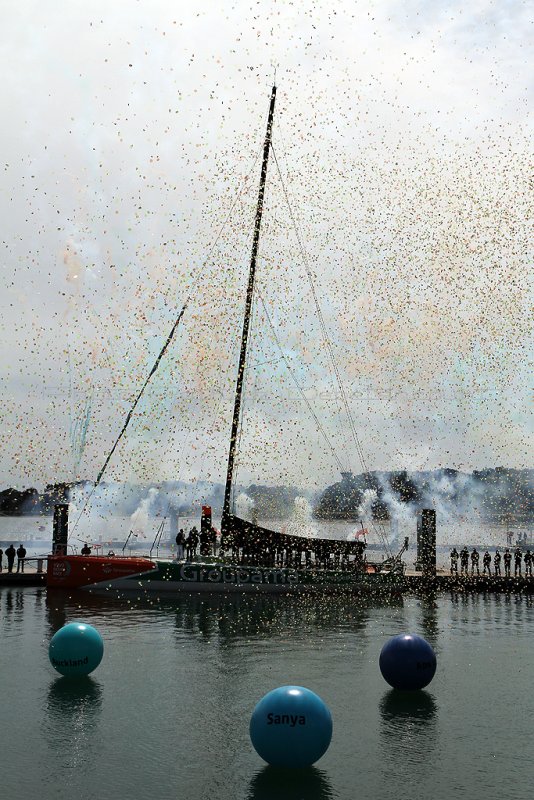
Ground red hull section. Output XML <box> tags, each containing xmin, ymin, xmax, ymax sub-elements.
<box><xmin>47</xmin><ymin>554</ymin><xmax>156</xmax><ymax>589</ymax></box>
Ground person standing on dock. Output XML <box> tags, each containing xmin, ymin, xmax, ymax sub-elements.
<box><xmin>524</xmin><ymin>550</ymin><xmax>532</xmax><ymax>577</ymax></box>
<box><xmin>16</xmin><ymin>544</ymin><xmax>27</xmax><ymax>573</ymax></box>
<box><xmin>514</xmin><ymin>547</ymin><xmax>522</xmax><ymax>577</ymax></box>
<box><xmin>494</xmin><ymin>549</ymin><xmax>502</xmax><ymax>577</ymax></box>
<box><xmin>450</xmin><ymin>548</ymin><xmax>459</xmax><ymax>575</ymax></box>
<box><xmin>503</xmin><ymin>549</ymin><xmax>512</xmax><ymax>577</ymax></box>
<box><xmin>482</xmin><ymin>551</ymin><xmax>491</xmax><ymax>576</ymax></box>
<box><xmin>5</xmin><ymin>544</ymin><xmax>16</xmax><ymax>573</ymax></box>
<box><xmin>470</xmin><ymin>548</ymin><xmax>480</xmax><ymax>576</ymax></box>
<box><xmin>460</xmin><ymin>547</ymin><xmax>469</xmax><ymax>575</ymax></box>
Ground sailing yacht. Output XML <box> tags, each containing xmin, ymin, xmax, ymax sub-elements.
<box><xmin>47</xmin><ymin>86</ymin><xmax>407</xmax><ymax>594</ymax></box>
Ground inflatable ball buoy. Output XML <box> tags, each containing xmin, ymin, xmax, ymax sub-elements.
<box><xmin>379</xmin><ymin>633</ymin><xmax>436</xmax><ymax>691</ymax></box>
<box><xmin>49</xmin><ymin>622</ymin><xmax>104</xmax><ymax>677</ymax></box>
<box><xmin>250</xmin><ymin>685</ymin><xmax>332</xmax><ymax>768</ymax></box>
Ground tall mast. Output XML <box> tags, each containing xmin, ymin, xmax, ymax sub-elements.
<box><xmin>222</xmin><ymin>85</ymin><xmax>277</xmax><ymax>522</ymax></box>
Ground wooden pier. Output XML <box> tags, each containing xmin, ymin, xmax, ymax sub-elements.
<box><xmin>0</xmin><ymin>557</ymin><xmax>47</xmax><ymax>586</ymax></box>
<box><xmin>406</xmin><ymin>570</ymin><xmax>534</xmax><ymax>594</ymax></box>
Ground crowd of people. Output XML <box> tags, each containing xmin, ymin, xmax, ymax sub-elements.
<box><xmin>174</xmin><ymin>525</ymin><xmax>367</xmax><ymax>570</ymax></box>
<box><xmin>174</xmin><ymin>526</ymin><xmax>219</xmax><ymax>560</ymax></box>
<box><xmin>449</xmin><ymin>547</ymin><xmax>533</xmax><ymax>578</ymax></box>
<box><xmin>0</xmin><ymin>545</ymin><xmax>27</xmax><ymax>573</ymax></box>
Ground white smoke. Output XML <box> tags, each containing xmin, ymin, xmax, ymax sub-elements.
<box><xmin>357</xmin><ymin>488</ymin><xmax>379</xmax><ymax>522</ymax></box>
<box><xmin>235</xmin><ymin>492</ymin><xmax>255</xmax><ymax>521</ymax></box>
<box><xmin>130</xmin><ymin>487</ymin><xmax>159</xmax><ymax>538</ymax></box>
<box><xmin>284</xmin><ymin>496</ymin><xmax>319</xmax><ymax>538</ymax></box>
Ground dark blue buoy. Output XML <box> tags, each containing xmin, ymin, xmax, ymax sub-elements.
<box><xmin>379</xmin><ymin>634</ymin><xmax>436</xmax><ymax>691</ymax></box>
<box><xmin>49</xmin><ymin>622</ymin><xmax>104</xmax><ymax>677</ymax></box>
<box><xmin>250</xmin><ymin>686</ymin><xmax>332</xmax><ymax>768</ymax></box>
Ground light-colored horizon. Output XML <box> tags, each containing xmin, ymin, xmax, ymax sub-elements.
<box><xmin>1</xmin><ymin>1</ymin><xmax>532</xmax><ymax>491</ymax></box>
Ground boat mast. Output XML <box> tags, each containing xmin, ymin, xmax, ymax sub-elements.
<box><xmin>222</xmin><ymin>85</ymin><xmax>277</xmax><ymax>523</ymax></box>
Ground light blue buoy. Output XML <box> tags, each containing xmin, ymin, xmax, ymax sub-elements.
<box><xmin>49</xmin><ymin>622</ymin><xmax>104</xmax><ymax>677</ymax></box>
<box><xmin>379</xmin><ymin>633</ymin><xmax>436</xmax><ymax>691</ymax></box>
<box><xmin>250</xmin><ymin>686</ymin><xmax>333</xmax><ymax>768</ymax></box>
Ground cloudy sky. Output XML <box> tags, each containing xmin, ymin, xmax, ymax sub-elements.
<box><xmin>0</xmin><ymin>0</ymin><xmax>532</xmax><ymax>491</ymax></box>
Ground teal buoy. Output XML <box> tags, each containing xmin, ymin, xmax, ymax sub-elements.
<box><xmin>250</xmin><ymin>686</ymin><xmax>332</xmax><ymax>768</ymax></box>
<box><xmin>49</xmin><ymin>622</ymin><xmax>104</xmax><ymax>677</ymax></box>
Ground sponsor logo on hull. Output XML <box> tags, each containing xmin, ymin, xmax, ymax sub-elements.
<box><xmin>174</xmin><ymin>563</ymin><xmax>299</xmax><ymax>586</ymax></box>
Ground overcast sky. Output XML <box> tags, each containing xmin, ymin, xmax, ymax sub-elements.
<box><xmin>0</xmin><ymin>0</ymin><xmax>532</xmax><ymax>490</ymax></box>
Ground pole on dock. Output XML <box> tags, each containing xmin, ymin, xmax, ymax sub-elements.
<box><xmin>52</xmin><ymin>504</ymin><xmax>69</xmax><ymax>555</ymax></box>
<box><xmin>417</xmin><ymin>509</ymin><xmax>436</xmax><ymax>578</ymax></box>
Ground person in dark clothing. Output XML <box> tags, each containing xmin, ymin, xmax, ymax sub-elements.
<box><xmin>524</xmin><ymin>550</ymin><xmax>533</xmax><ymax>577</ymax></box>
<box><xmin>450</xmin><ymin>548</ymin><xmax>459</xmax><ymax>575</ymax></box>
<box><xmin>482</xmin><ymin>551</ymin><xmax>491</xmax><ymax>576</ymax></box>
<box><xmin>460</xmin><ymin>547</ymin><xmax>469</xmax><ymax>575</ymax></box>
<box><xmin>175</xmin><ymin>529</ymin><xmax>186</xmax><ymax>560</ymax></box>
<box><xmin>494</xmin><ymin>549</ymin><xmax>502</xmax><ymax>577</ymax></box>
<box><xmin>0</xmin><ymin>547</ymin><xmax>3</xmax><ymax>572</ymax></box>
<box><xmin>16</xmin><ymin>545</ymin><xmax>27</xmax><ymax>573</ymax></box>
<box><xmin>514</xmin><ymin>547</ymin><xmax>522</xmax><ymax>576</ymax></box>
<box><xmin>81</xmin><ymin>543</ymin><xmax>92</xmax><ymax>555</ymax></box>
<box><xmin>503</xmin><ymin>548</ymin><xmax>512</xmax><ymax>577</ymax></box>
<box><xmin>470</xmin><ymin>548</ymin><xmax>480</xmax><ymax>576</ymax></box>
<box><xmin>186</xmin><ymin>528</ymin><xmax>199</xmax><ymax>561</ymax></box>
<box><xmin>5</xmin><ymin>544</ymin><xmax>16</xmax><ymax>573</ymax></box>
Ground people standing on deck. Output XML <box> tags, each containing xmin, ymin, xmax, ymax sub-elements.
<box><xmin>470</xmin><ymin>548</ymin><xmax>480</xmax><ymax>576</ymax></box>
<box><xmin>482</xmin><ymin>551</ymin><xmax>492</xmax><ymax>576</ymax></box>
<box><xmin>514</xmin><ymin>547</ymin><xmax>522</xmax><ymax>576</ymax></box>
<box><xmin>524</xmin><ymin>550</ymin><xmax>533</xmax><ymax>577</ymax></box>
<box><xmin>450</xmin><ymin>548</ymin><xmax>459</xmax><ymax>575</ymax></box>
<box><xmin>185</xmin><ymin>530</ymin><xmax>194</xmax><ymax>560</ymax></box>
<box><xmin>175</xmin><ymin>529</ymin><xmax>186</xmax><ymax>560</ymax></box>
<box><xmin>5</xmin><ymin>544</ymin><xmax>16</xmax><ymax>573</ymax></box>
<box><xmin>503</xmin><ymin>548</ymin><xmax>512</xmax><ymax>577</ymax></box>
<box><xmin>494</xmin><ymin>549</ymin><xmax>502</xmax><ymax>577</ymax></box>
<box><xmin>460</xmin><ymin>547</ymin><xmax>469</xmax><ymax>575</ymax></box>
<box><xmin>186</xmin><ymin>527</ymin><xmax>199</xmax><ymax>560</ymax></box>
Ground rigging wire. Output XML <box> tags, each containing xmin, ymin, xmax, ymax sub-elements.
<box><xmin>270</xmin><ymin>143</ymin><xmax>392</xmax><ymax>556</ymax></box>
<box><xmin>70</xmin><ymin>144</ymin><xmax>264</xmax><ymax>536</ymax></box>
<box><xmin>255</xmin><ymin>292</ymin><xmax>345</xmax><ymax>473</ymax></box>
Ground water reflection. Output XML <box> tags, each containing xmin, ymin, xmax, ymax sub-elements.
<box><xmin>40</xmin><ymin>587</ymin><xmax>402</xmax><ymax>649</ymax></box>
<box><xmin>44</xmin><ymin>677</ymin><xmax>103</xmax><ymax>768</ymax></box>
<box><xmin>172</xmin><ymin>593</ymin><xmax>402</xmax><ymax>648</ymax></box>
<box><xmin>379</xmin><ymin>690</ymin><xmax>438</xmax><ymax>774</ymax></box>
<box><xmin>417</xmin><ymin>593</ymin><xmax>439</xmax><ymax>645</ymax></box>
<box><xmin>47</xmin><ymin>675</ymin><xmax>102</xmax><ymax>715</ymax></box>
<box><xmin>380</xmin><ymin>689</ymin><xmax>437</xmax><ymax>724</ymax></box>
<box><xmin>247</xmin><ymin>766</ymin><xmax>335</xmax><ymax>800</ymax></box>
<box><xmin>1</xmin><ymin>589</ymin><xmax>25</xmax><ymax>616</ymax></box>
<box><xmin>45</xmin><ymin>589</ymin><xmax>68</xmax><ymax>637</ymax></box>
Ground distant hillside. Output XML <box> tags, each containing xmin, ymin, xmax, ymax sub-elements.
<box><xmin>1</xmin><ymin>468</ymin><xmax>532</xmax><ymax>525</ymax></box>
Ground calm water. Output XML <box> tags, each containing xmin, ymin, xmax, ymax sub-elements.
<box><xmin>1</xmin><ymin>586</ymin><xmax>533</xmax><ymax>800</ymax></box>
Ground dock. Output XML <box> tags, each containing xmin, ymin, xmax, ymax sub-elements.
<box><xmin>0</xmin><ymin>557</ymin><xmax>47</xmax><ymax>586</ymax></box>
<box><xmin>405</xmin><ymin>570</ymin><xmax>534</xmax><ymax>594</ymax></box>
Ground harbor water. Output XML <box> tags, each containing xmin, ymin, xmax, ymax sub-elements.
<box><xmin>1</xmin><ymin>585</ymin><xmax>533</xmax><ymax>800</ymax></box>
